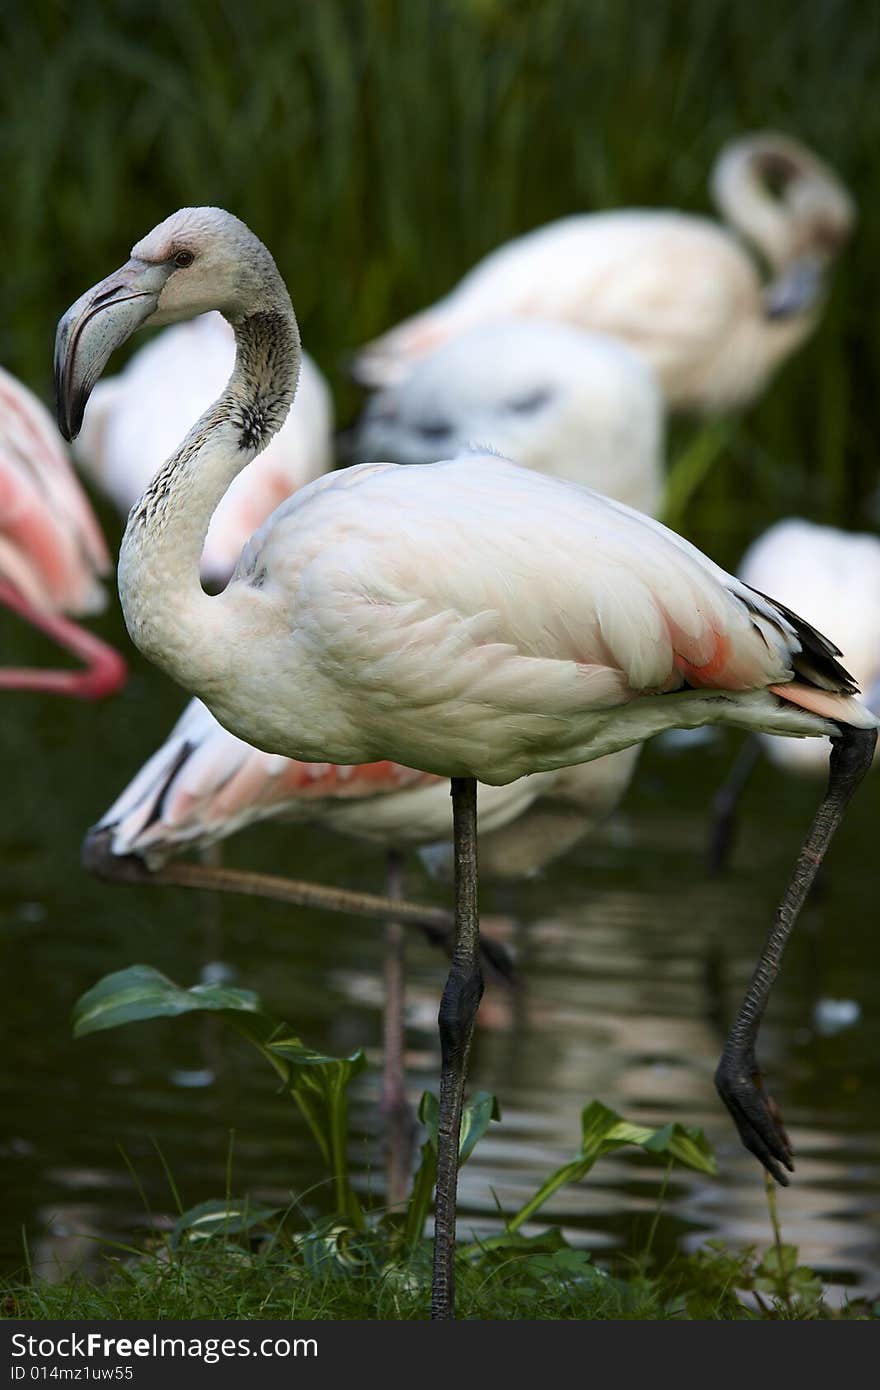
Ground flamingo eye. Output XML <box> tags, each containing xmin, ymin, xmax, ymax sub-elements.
<box><xmin>505</xmin><ymin>387</ymin><xmax>554</xmax><ymax>415</ymax></box>
<box><xmin>416</xmin><ymin>419</ymin><xmax>452</xmax><ymax>442</ymax></box>
<box><xmin>173</xmin><ymin>250</ymin><xmax>195</xmax><ymax>269</ymax></box>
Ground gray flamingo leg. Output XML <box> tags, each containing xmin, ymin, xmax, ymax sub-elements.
<box><xmin>707</xmin><ymin>736</ymin><xmax>761</xmax><ymax>875</ymax></box>
<box><xmin>380</xmin><ymin>848</ymin><xmax>416</xmax><ymax>1208</ymax></box>
<box><xmin>431</xmin><ymin>776</ymin><xmax>483</xmax><ymax>1321</ymax></box>
<box><xmin>715</xmin><ymin>725</ymin><xmax>876</xmax><ymax>1184</ymax></box>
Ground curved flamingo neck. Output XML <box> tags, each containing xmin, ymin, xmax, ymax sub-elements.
<box><xmin>117</xmin><ymin>303</ymin><xmax>300</xmax><ymax>691</ymax></box>
<box><xmin>711</xmin><ymin>143</ymin><xmax>801</xmax><ymax>273</ymax></box>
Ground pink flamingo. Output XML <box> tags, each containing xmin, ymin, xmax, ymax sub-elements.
<box><xmin>351</xmin><ymin>132</ymin><xmax>855</xmax><ymax>413</ymax></box>
<box><xmin>0</xmin><ymin>366</ymin><xmax>126</xmax><ymax>698</ymax></box>
<box><xmin>56</xmin><ymin>207</ymin><xmax>877</xmax><ymax>1319</ymax></box>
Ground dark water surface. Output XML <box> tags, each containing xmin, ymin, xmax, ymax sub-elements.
<box><xmin>1</xmin><ymin>608</ymin><xmax>879</xmax><ymax>1301</ymax></box>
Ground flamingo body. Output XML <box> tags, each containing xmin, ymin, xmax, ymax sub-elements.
<box><xmin>172</xmin><ymin>453</ymin><xmax>869</xmax><ymax>788</ymax></box>
<box><xmin>94</xmin><ymin>693</ymin><xmax>638</xmax><ymax>875</ymax></box>
<box><xmin>352</xmin><ymin>134</ymin><xmax>854</xmax><ymax>411</ymax></box>
<box><xmin>0</xmin><ymin>366</ymin><xmax>125</xmax><ymax>698</ymax></box>
<box><xmin>353</xmin><ymin>319</ymin><xmax>663</xmax><ymax>516</ymax></box>
<box><xmin>739</xmin><ymin>520</ymin><xmax>880</xmax><ymax>774</ymax></box>
<box><xmin>95</xmin><ymin>320</ymin><xmax>657</xmax><ymax>886</ymax></box>
<box><xmin>0</xmin><ymin>366</ymin><xmax>110</xmax><ymax>616</ymax></box>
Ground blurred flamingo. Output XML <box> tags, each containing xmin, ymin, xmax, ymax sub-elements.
<box><xmin>351</xmin><ymin>132</ymin><xmax>855</xmax><ymax>413</ymax></box>
<box><xmin>351</xmin><ymin>317</ymin><xmax>663</xmax><ymax>516</ymax></box>
<box><xmin>710</xmin><ymin>519</ymin><xmax>880</xmax><ymax>871</ymax></box>
<box><xmin>56</xmin><ymin>206</ymin><xmax>877</xmax><ymax>1319</ymax></box>
<box><xmin>74</xmin><ymin>311</ymin><xmax>333</xmax><ymax>587</ymax></box>
<box><xmin>0</xmin><ymin>366</ymin><xmax>126</xmax><ymax>698</ymax></box>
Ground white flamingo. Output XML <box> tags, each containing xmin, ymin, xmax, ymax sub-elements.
<box><xmin>56</xmin><ymin>207</ymin><xmax>877</xmax><ymax>1319</ymax></box>
<box><xmin>351</xmin><ymin>132</ymin><xmax>855</xmax><ymax>413</ymax></box>
<box><xmin>352</xmin><ymin>318</ymin><xmax>663</xmax><ymax>515</ymax></box>
<box><xmin>74</xmin><ymin>311</ymin><xmax>333</xmax><ymax>586</ymax></box>
<box><xmin>0</xmin><ymin>365</ymin><xmax>126</xmax><ymax>698</ymax></box>
<box><xmin>709</xmin><ymin>519</ymin><xmax>880</xmax><ymax>871</ymax></box>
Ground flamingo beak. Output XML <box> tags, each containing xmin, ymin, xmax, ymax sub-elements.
<box><xmin>55</xmin><ymin>259</ymin><xmax>170</xmax><ymax>441</ymax></box>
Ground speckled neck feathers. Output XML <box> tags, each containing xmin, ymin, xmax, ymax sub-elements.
<box><xmin>118</xmin><ymin>303</ymin><xmax>300</xmax><ymax>689</ymax></box>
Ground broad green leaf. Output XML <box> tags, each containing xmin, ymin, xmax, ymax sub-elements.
<box><xmin>73</xmin><ymin>966</ymin><xmax>366</xmax><ymax>1227</ymax></box>
<box><xmin>417</xmin><ymin>1089</ymin><xmax>499</xmax><ymax>1158</ymax></box>
<box><xmin>171</xmin><ymin>1198</ymin><xmax>282</xmax><ymax>1248</ymax></box>
<box><xmin>506</xmin><ymin>1100</ymin><xmax>716</xmax><ymax>1233</ymax></box>
<box><xmin>73</xmin><ymin>964</ymin><xmax>259</xmax><ymax>1037</ymax></box>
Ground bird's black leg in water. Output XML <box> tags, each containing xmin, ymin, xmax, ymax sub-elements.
<box><xmin>431</xmin><ymin>776</ymin><xmax>483</xmax><ymax>1321</ymax></box>
<box><xmin>707</xmin><ymin>736</ymin><xmax>761</xmax><ymax>875</ymax></box>
<box><xmin>715</xmin><ymin>725</ymin><xmax>876</xmax><ymax>1184</ymax></box>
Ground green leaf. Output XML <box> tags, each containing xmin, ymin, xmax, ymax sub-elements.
<box><xmin>758</xmin><ymin>1244</ymin><xmax>799</xmax><ymax>1281</ymax></box>
<box><xmin>262</xmin><ymin>1034</ymin><xmax>367</xmax><ymax>1228</ymax></box>
<box><xmin>459</xmin><ymin>1091</ymin><xmax>501</xmax><ymax>1164</ymax></box>
<box><xmin>72</xmin><ymin>964</ymin><xmax>259</xmax><ymax>1037</ymax></box>
<box><xmin>505</xmin><ymin>1100</ymin><xmax>716</xmax><ymax>1234</ymax></box>
<box><xmin>171</xmin><ymin>1198</ymin><xmax>282</xmax><ymax>1249</ymax></box>
<box><xmin>73</xmin><ymin>967</ymin><xmax>366</xmax><ymax>1227</ymax></box>
<box><xmin>463</xmin><ymin>1226</ymin><xmax>571</xmax><ymax>1262</ymax></box>
<box><xmin>403</xmin><ymin>1090</ymin><xmax>501</xmax><ymax>1249</ymax></box>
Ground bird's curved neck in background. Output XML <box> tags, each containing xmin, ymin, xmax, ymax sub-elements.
<box><xmin>117</xmin><ymin>302</ymin><xmax>301</xmax><ymax>689</ymax></box>
<box><xmin>711</xmin><ymin>144</ymin><xmax>799</xmax><ymax>273</ymax></box>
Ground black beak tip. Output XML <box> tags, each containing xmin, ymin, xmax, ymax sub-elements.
<box><xmin>54</xmin><ymin>390</ymin><xmax>79</xmax><ymax>444</ymax></box>
<box><xmin>53</xmin><ymin>361</ymin><xmax>83</xmax><ymax>442</ymax></box>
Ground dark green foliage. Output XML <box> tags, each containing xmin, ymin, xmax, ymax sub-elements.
<box><xmin>4</xmin><ymin>1225</ymin><xmax>877</xmax><ymax>1320</ymax></box>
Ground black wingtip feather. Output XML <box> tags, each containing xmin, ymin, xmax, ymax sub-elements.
<box><xmin>745</xmin><ymin>584</ymin><xmax>860</xmax><ymax>696</ymax></box>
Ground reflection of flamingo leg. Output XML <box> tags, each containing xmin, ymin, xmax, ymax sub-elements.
<box><xmin>380</xmin><ymin>848</ymin><xmax>416</xmax><ymax>1208</ymax></box>
<box><xmin>0</xmin><ymin>579</ymin><xmax>126</xmax><ymax>698</ymax></box>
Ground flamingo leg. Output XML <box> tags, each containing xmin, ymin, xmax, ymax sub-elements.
<box><xmin>431</xmin><ymin>775</ymin><xmax>483</xmax><ymax>1321</ymax></box>
<box><xmin>380</xmin><ymin>848</ymin><xmax>416</xmax><ymax>1208</ymax></box>
<box><xmin>715</xmin><ymin>724</ymin><xmax>877</xmax><ymax>1184</ymax></box>
<box><xmin>707</xmin><ymin>735</ymin><xmax>762</xmax><ymax>875</ymax></box>
<box><xmin>0</xmin><ymin>579</ymin><xmax>126</xmax><ymax>699</ymax></box>
<box><xmin>81</xmin><ymin>828</ymin><xmax>516</xmax><ymax>978</ymax></box>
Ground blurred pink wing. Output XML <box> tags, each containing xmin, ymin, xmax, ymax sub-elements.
<box><xmin>98</xmin><ymin>698</ymin><xmax>440</xmax><ymax>866</ymax></box>
<box><xmin>0</xmin><ymin>367</ymin><xmax>110</xmax><ymax>615</ymax></box>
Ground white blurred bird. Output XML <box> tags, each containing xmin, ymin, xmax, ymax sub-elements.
<box><xmin>709</xmin><ymin>519</ymin><xmax>880</xmax><ymax>873</ymax></box>
<box><xmin>352</xmin><ymin>132</ymin><xmax>854</xmax><ymax>413</ymax></box>
<box><xmin>741</xmin><ymin>520</ymin><xmax>880</xmax><ymax>773</ymax></box>
<box><xmin>352</xmin><ymin>318</ymin><xmax>663</xmax><ymax>516</ymax></box>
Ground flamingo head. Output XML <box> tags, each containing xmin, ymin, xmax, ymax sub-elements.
<box><xmin>55</xmin><ymin>207</ymin><xmax>287</xmax><ymax>441</ymax></box>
